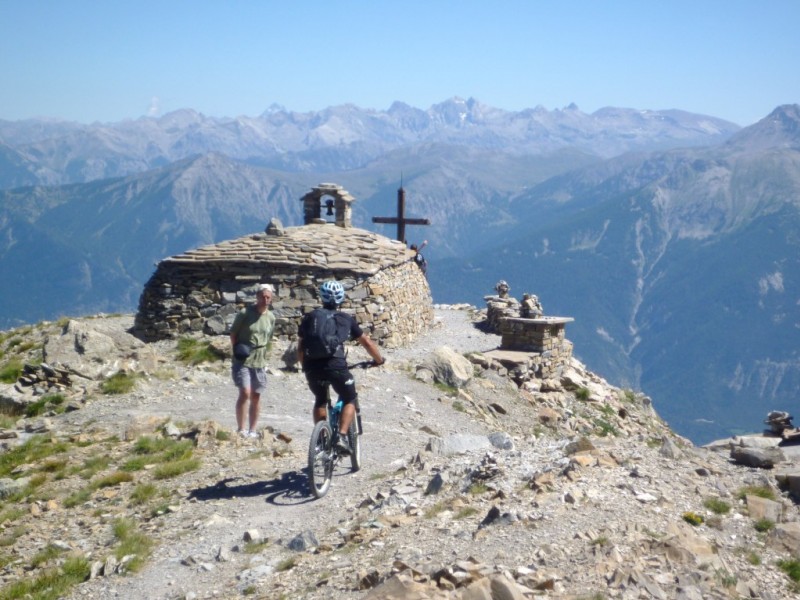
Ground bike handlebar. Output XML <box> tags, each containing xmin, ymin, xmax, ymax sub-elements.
<box><xmin>347</xmin><ymin>359</ymin><xmax>385</xmax><ymax>369</ymax></box>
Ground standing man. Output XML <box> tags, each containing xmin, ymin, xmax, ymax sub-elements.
<box><xmin>297</xmin><ymin>280</ymin><xmax>384</xmax><ymax>454</ymax></box>
<box><xmin>410</xmin><ymin>240</ymin><xmax>428</xmax><ymax>277</ymax></box>
<box><xmin>230</xmin><ymin>284</ymin><xmax>275</xmax><ymax>438</ymax></box>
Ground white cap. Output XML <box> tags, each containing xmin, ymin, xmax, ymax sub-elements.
<box><xmin>259</xmin><ymin>283</ymin><xmax>274</xmax><ymax>292</ymax></box>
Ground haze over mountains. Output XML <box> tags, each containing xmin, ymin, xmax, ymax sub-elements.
<box><xmin>1</xmin><ymin>98</ymin><xmax>798</xmax><ymax>444</ymax></box>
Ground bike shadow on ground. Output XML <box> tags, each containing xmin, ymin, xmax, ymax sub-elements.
<box><xmin>187</xmin><ymin>469</ymin><xmax>316</xmax><ymax>506</ymax></box>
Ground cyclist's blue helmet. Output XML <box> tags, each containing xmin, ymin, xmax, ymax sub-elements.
<box><xmin>319</xmin><ymin>280</ymin><xmax>345</xmax><ymax>306</ymax></box>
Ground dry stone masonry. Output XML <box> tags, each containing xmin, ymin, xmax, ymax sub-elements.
<box><xmin>134</xmin><ymin>184</ymin><xmax>433</xmax><ymax>347</ymax></box>
<box><xmin>478</xmin><ymin>280</ymin><xmax>575</xmax><ymax>385</ymax></box>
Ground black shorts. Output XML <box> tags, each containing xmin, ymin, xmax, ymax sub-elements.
<box><xmin>305</xmin><ymin>368</ymin><xmax>358</xmax><ymax>409</ymax></box>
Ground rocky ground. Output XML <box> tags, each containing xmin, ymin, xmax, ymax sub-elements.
<box><xmin>1</xmin><ymin>307</ymin><xmax>800</xmax><ymax>599</ymax></box>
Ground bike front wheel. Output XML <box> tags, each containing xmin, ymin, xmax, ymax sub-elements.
<box><xmin>348</xmin><ymin>419</ymin><xmax>361</xmax><ymax>472</ymax></box>
<box><xmin>308</xmin><ymin>420</ymin><xmax>334</xmax><ymax>498</ymax></box>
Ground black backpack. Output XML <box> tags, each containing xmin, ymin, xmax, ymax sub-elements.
<box><xmin>414</xmin><ymin>252</ymin><xmax>428</xmax><ymax>274</ymax></box>
<box><xmin>302</xmin><ymin>308</ymin><xmax>344</xmax><ymax>359</ymax></box>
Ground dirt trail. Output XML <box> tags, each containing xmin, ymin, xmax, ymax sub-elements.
<box><xmin>64</xmin><ymin>307</ymin><xmax>504</xmax><ymax>599</ymax></box>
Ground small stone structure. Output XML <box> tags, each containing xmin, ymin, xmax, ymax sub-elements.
<box><xmin>481</xmin><ymin>281</ymin><xmax>574</xmax><ymax>385</ymax></box>
<box><xmin>133</xmin><ymin>184</ymin><xmax>433</xmax><ymax>347</ymax></box>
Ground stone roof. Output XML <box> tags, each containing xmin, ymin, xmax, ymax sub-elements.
<box><xmin>164</xmin><ymin>223</ymin><xmax>410</xmax><ymax>276</ymax></box>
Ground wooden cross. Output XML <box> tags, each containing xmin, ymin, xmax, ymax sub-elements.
<box><xmin>372</xmin><ymin>186</ymin><xmax>430</xmax><ymax>244</ymax></box>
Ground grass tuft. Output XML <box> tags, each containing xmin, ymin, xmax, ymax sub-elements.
<box><xmin>754</xmin><ymin>518</ymin><xmax>775</xmax><ymax>533</ymax></box>
<box><xmin>778</xmin><ymin>558</ymin><xmax>800</xmax><ymax>582</ymax></box>
<box><xmin>176</xmin><ymin>337</ymin><xmax>222</xmax><ymax>365</ymax></box>
<box><xmin>112</xmin><ymin>518</ymin><xmax>153</xmax><ymax>572</ymax></box>
<box><xmin>703</xmin><ymin>497</ymin><xmax>731</xmax><ymax>515</ymax></box>
<box><xmin>0</xmin><ymin>359</ymin><xmax>23</xmax><ymax>384</ymax></box>
<box><xmin>737</xmin><ymin>485</ymin><xmax>776</xmax><ymax>501</ymax></box>
<box><xmin>152</xmin><ymin>458</ymin><xmax>201</xmax><ymax>480</ymax></box>
<box><xmin>100</xmin><ymin>371</ymin><xmax>138</xmax><ymax>395</ymax></box>
<box><xmin>0</xmin><ymin>554</ymin><xmax>89</xmax><ymax>600</ymax></box>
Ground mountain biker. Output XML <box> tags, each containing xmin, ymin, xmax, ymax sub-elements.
<box><xmin>297</xmin><ymin>280</ymin><xmax>385</xmax><ymax>455</ymax></box>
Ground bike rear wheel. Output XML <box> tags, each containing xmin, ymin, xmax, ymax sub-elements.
<box><xmin>348</xmin><ymin>419</ymin><xmax>361</xmax><ymax>471</ymax></box>
<box><xmin>308</xmin><ymin>420</ymin><xmax>334</xmax><ymax>498</ymax></box>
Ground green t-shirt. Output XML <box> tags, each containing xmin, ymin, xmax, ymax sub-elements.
<box><xmin>230</xmin><ymin>305</ymin><xmax>275</xmax><ymax>368</ymax></box>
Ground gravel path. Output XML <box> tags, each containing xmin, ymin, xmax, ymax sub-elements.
<box><xmin>64</xmin><ymin>306</ymin><xmax>506</xmax><ymax>599</ymax></box>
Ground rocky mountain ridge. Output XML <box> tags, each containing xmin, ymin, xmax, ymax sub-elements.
<box><xmin>435</xmin><ymin>104</ymin><xmax>800</xmax><ymax>444</ymax></box>
<box><xmin>0</xmin><ymin>98</ymin><xmax>739</xmax><ymax>188</ymax></box>
<box><xmin>1</xmin><ymin>307</ymin><xmax>800</xmax><ymax>598</ymax></box>
<box><xmin>0</xmin><ymin>104</ymin><xmax>795</xmax><ymax>447</ymax></box>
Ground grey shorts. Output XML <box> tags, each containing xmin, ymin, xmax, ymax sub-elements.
<box><xmin>232</xmin><ymin>363</ymin><xmax>267</xmax><ymax>394</ymax></box>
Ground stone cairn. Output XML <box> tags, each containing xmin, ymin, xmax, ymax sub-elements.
<box><xmin>483</xmin><ymin>280</ymin><xmax>520</xmax><ymax>333</ymax></box>
<box><xmin>479</xmin><ymin>280</ymin><xmax>574</xmax><ymax>386</ymax></box>
<box><xmin>17</xmin><ymin>363</ymin><xmax>72</xmax><ymax>393</ymax></box>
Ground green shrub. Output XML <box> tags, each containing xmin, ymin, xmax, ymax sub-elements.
<box><xmin>575</xmin><ymin>387</ymin><xmax>591</xmax><ymax>401</ymax></box>
<box><xmin>682</xmin><ymin>511</ymin><xmax>704</xmax><ymax>526</ymax></box>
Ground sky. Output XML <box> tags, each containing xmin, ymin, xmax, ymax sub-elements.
<box><xmin>1</xmin><ymin>0</ymin><xmax>798</xmax><ymax>127</ymax></box>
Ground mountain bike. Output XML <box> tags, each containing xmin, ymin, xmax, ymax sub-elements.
<box><xmin>307</xmin><ymin>361</ymin><xmax>376</xmax><ymax>499</ymax></box>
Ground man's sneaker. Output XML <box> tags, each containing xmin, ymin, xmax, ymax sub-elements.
<box><xmin>237</xmin><ymin>429</ymin><xmax>247</xmax><ymax>438</ymax></box>
<box><xmin>246</xmin><ymin>430</ymin><xmax>259</xmax><ymax>439</ymax></box>
<box><xmin>334</xmin><ymin>434</ymin><xmax>351</xmax><ymax>455</ymax></box>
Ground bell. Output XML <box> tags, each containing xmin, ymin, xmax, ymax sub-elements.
<box><xmin>325</xmin><ymin>199</ymin><xmax>335</xmax><ymax>216</ymax></box>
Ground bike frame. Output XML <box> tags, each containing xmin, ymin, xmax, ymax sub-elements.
<box><xmin>306</xmin><ymin>361</ymin><xmax>374</xmax><ymax>498</ymax></box>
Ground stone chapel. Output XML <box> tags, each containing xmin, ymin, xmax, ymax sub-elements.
<box><xmin>133</xmin><ymin>184</ymin><xmax>433</xmax><ymax>347</ymax></box>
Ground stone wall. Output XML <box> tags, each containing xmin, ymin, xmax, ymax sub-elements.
<box><xmin>480</xmin><ymin>290</ymin><xmax>575</xmax><ymax>386</ymax></box>
<box><xmin>133</xmin><ymin>225</ymin><xmax>433</xmax><ymax>347</ymax></box>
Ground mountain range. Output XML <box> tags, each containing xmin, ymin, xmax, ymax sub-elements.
<box><xmin>1</xmin><ymin>98</ymin><xmax>798</xmax><ymax>444</ymax></box>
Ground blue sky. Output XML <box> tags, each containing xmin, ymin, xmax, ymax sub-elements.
<box><xmin>1</xmin><ymin>0</ymin><xmax>797</xmax><ymax>126</ymax></box>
